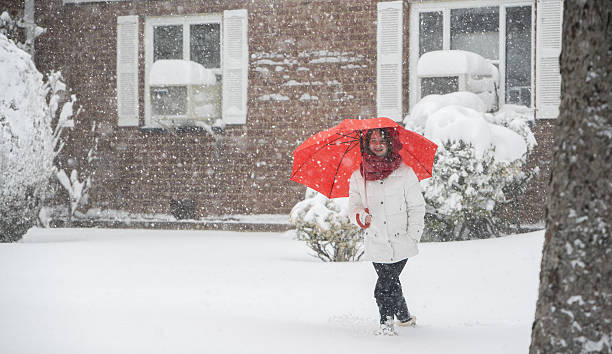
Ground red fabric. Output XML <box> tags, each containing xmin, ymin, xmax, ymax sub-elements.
<box><xmin>360</xmin><ymin>128</ymin><xmax>403</xmax><ymax>181</ymax></box>
<box><xmin>290</xmin><ymin>117</ymin><xmax>438</xmax><ymax>199</ymax></box>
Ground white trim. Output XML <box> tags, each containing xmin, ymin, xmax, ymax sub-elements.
<box><xmin>410</xmin><ymin>0</ymin><xmax>533</xmax><ymax>10</ymax></box>
<box><xmin>408</xmin><ymin>0</ymin><xmax>534</xmax><ymax>111</ymax></box>
<box><xmin>408</xmin><ymin>8</ymin><xmax>420</xmax><ymax>111</ymax></box>
<box><xmin>144</xmin><ymin>14</ymin><xmax>222</xmax><ymax>128</ymax></box>
<box><xmin>442</xmin><ymin>9</ymin><xmax>451</xmax><ymax>50</ymax></box>
<box><xmin>499</xmin><ymin>5</ymin><xmax>507</xmax><ymax>108</ymax></box>
<box><xmin>530</xmin><ymin>4</ymin><xmax>536</xmax><ymax>110</ymax></box>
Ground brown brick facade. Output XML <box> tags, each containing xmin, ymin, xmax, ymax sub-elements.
<box><xmin>520</xmin><ymin>119</ymin><xmax>555</xmax><ymax>223</ymax></box>
<box><xmin>32</xmin><ymin>0</ymin><xmax>381</xmax><ymax>218</ymax></box>
<box><xmin>29</xmin><ymin>0</ymin><xmax>552</xmax><ymax>223</ymax></box>
<box><xmin>0</xmin><ymin>0</ymin><xmax>23</xmax><ymax>16</ymax></box>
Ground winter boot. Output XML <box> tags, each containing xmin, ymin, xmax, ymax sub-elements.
<box><xmin>375</xmin><ymin>316</ymin><xmax>398</xmax><ymax>336</ymax></box>
<box><xmin>397</xmin><ymin>316</ymin><xmax>417</xmax><ymax>327</ymax></box>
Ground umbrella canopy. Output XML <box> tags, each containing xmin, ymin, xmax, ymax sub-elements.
<box><xmin>290</xmin><ymin>117</ymin><xmax>438</xmax><ymax>198</ymax></box>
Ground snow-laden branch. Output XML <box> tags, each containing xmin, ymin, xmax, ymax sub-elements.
<box><xmin>56</xmin><ymin>168</ymin><xmax>92</xmax><ymax>215</ymax></box>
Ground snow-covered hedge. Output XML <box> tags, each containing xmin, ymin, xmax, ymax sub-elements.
<box><xmin>290</xmin><ymin>189</ymin><xmax>363</xmax><ymax>262</ymax></box>
<box><xmin>1</xmin><ymin>11</ymin><xmax>44</xmax><ymax>54</ymax></box>
<box><xmin>0</xmin><ymin>33</ymin><xmax>56</xmax><ymax>241</ymax></box>
<box><xmin>405</xmin><ymin>92</ymin><xmax>537</xmax><ymax>241</ymax></box>
<box><xmin>0</xmin><ymin>11</ymin><xmax>21</xmax><ymax>47</ymax></box>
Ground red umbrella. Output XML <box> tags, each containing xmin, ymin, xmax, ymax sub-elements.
<box><xmin>290</xmin><ymin>117</ymin><xmax>438</xmax><ymax>199</ymax></box>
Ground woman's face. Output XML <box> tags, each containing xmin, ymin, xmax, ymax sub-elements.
<box><xmin>369</xmin><ymin>130</ymin><xmax>388</xmax><ymax>157</ymax></box>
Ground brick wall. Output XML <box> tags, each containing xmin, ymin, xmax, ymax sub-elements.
<box><xmin>34</xmin><ymin>0</ymin><xmax>382</xmax><ymax>218</ymax></box>
<box><xmin>32</xmin><ymin>0</ymin><xmax>553</xmax><ymax>223</ymax></box>
<box><xmin>0</xmin><ymin>0</ymin><xmax>23</xmax><ymax>16</ymax></box>
<box><xmin>519</xmin><ymin>119</ymin><xmax>555</xmax><ymax>223</ymax></box>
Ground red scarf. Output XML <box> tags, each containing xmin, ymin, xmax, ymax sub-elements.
<box><xmin>360</xmin><ymin>128</ymin><xmax>403</xmax><ymax>181</ymax></box>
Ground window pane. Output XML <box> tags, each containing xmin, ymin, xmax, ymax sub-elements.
<box><xmin>419</xmin><ymin>12</ymin><xmax>443</xmax><ymax>57</ymax></box>
<box><xmin>151</xmin><ymin>86</ymin><xmax>187</xmax><ymax>116</ymax></box>
<box><xmin>191</xmin><ymin>23</ymin><xmax>220</xmax><ymax>69</ymax></box>
<box><xmin>506</xmin><ymin>6</ymin><xmax>532</xmax><ymax>106</ymax></box>
<box><xmin>154</xmin><ymin>25</ymin><xmax>183</xmax><ymax>61</ymax></box>
<box><xmin>191</xmin><ymin>80</ymin><xmax>222</xmax><ymax>123</ymax></box>
<box><xmin>451</xmin><ymin>7</ymin><xmax>499</xmax><ymax>60</ymax></box>
<box><xmin>421</xmin><ymin>77</ymin><xmax>459</xmax><ymax>97</ymax></box>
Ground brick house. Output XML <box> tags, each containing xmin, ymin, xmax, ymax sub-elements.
<box><xmin>11</xmin><ymin>0</ymin><xmax>561</xmax><ymax>227</ymax></box>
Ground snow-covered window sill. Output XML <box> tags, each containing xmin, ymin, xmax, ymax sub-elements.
<box><xmin>139</xmin><ymin>124</ymin><xmax>224</xmax><ymax>134</ymax></box>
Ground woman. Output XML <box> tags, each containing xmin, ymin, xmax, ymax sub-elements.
<box><xmin>348</xmin><ymin>127</ymin><xmax>426</xmax><ymax>335</ymax></box>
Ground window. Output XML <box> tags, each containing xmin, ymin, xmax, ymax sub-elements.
<box><xmin>191</xmin><ymin>24</ymin><xmax>221</xmax><ymax>68</ymax></box>
<box><xmin>146</xmin><ymin>16</ymin><xmax>222</xmax><ymax>127</ymax></box>
<box><xmin>419</xmin><ymin>12</ymin><xmax>443</xmax><ymax>57</ymax></box>
<box><xmin>140</xmin><ymin>10</ymin><xmax>248</xmax><ymax>128</ymax></box>
<box><xmin>409</xmin><ymin>1</ymin><xmax>534</xmax><ymax>109</ymax></box>
<box><xmin>450</xmin><ymin>7</ymin><xmax>499</xmax><ymax>61</ymax></box>
<box><xmin>421</xmin><ymin>77</ymin><xmax>458</xmax><ymax>97</ymax></box>
<box><xmin>505</xmin><ymin>6</ymin><xmax>532</xmax><ymax>106</ymax></box>
<box><xmin>153</xmin><ymin>25</ymin><xmax>183</xmax><ymax>61</ymax></box>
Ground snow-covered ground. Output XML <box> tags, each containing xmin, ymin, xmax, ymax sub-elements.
<box><xmin>0</xmin><ymin>228</ymin><xmax>544</xmax><ymax>354</ymax></box>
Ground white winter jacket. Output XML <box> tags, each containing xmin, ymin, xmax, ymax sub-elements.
<box><xmin>349</xmin><ymin>163</ymin><xmax>426</xmax><ymax>263</ymax></box>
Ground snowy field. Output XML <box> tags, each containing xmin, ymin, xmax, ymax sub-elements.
<box><xmin>0</xmin><ymin>227</ymin><xmax>544</xmax><ymax>354</ymax></box>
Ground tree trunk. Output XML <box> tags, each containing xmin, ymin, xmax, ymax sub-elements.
<box><xmin>529</xmin><ymin>1</ymin><xmax>611</xmax><ymax>353</ymax></box>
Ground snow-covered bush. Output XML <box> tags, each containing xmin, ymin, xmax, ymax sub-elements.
<box><xmin>0</xmin><ymin>32</ymin><xmax>55</xmax><ymax>242</ymax></box>
<box><xmin>423</xmin><ymin>140</ymin><xmax>533</xmax><ymax>240</ymax></box>
<box><xmin>56</xmin><ymin>163</ymin><xmax>93</xmax><ymax>223</ymax></box>
<box><xmin>0</xmin><ymin>11</ymin><xmax>20</xmax><ymax>44</ymax></box>
<box><xmin>406</xmin><ymin>92</ymin><xmax>537</xmax><ymax>241</ymax></box>
<box><xmin>51</xmin><ymin>111</ymin><xmax>99</xmax><ymax>226</ymax></box>
<box><xmin>290</xmin><ymin>189</ymin><xmax>363</xmax><ymax>262</ymax></box>
<box><xmin>1</xmin><ymin>11</ymin><xmax>45</xmax><ymax>54</ymax></box>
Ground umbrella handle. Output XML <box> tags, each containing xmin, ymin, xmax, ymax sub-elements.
<box><xmin>356</xmin><ymin>208</ymin><xmax>371</xmax><ymax>229</ymax></box>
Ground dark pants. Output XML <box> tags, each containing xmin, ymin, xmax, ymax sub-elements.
<box><xmin>373</xmin><ymin>259</ymin><xmax>411</xmax><ymax>324</ymax></box>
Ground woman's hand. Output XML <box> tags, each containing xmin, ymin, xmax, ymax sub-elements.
<box><xmin>356</xmin><ymin>208</ymin><xmax>371</xmax><ymax>229</ymax></box>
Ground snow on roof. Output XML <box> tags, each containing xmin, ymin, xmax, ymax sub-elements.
<box><xmin>149</xmin><ymin>60</ymin><xmax>217</xmax><ymax>86</ymax></box>
<box><xmin>417</xmin><ymin>50</ymin><xmax>496</xmax><ymax>78</ymax></box>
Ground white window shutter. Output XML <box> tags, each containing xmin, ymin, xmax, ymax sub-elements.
<box><xmin>116</xmin><ymin>15</ymin><xmax>139</xmax><ymax>126</ymax></box>
<box><xmin>377</xmin><ymin>1</ymin><xmax>403</xmax><ymax>122</ymax></box>
<box><xmin>535</xmin><ymin>0</ymin><xmax>562</xmax><ymax>119</ymax></box>
<box><xmin>222</xmin><ymin>9</ymin><xmax>248</xmax><ymax>125</ymax></box>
